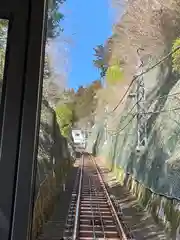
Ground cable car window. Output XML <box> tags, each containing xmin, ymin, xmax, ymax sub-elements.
<box><xmin>0</xmin><ymin>19</ymin><xmax>8</xmax><ymax>111</ymax></box>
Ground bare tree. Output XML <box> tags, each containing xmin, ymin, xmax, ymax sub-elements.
<box><xmin>106</xmin><ymin>0</ymin><xmax>180</xmax><ymax>78</ymax></box>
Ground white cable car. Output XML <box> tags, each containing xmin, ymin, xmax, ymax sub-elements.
<box><xmin>72</xmin><ymin>129</ymin><xmax>86</xmax><ymax>151</ymax></box>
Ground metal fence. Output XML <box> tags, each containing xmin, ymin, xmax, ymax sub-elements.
<box><xmin>87</xmin><ymin>48</ymin><xmax>180</xmax><ymax>201</ymax></box>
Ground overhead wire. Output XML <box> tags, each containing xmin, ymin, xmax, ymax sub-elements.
<box><xmin>108</xmin><ymin>106</ymin><xmax>180</xmax><ymax>136</ymax></box>
<box><xmin>106</xmin><ymin>86</ymin><xmax>180</xmax><ymax>127</ymax></box>
<box><xmin>107</xmin><ymin>94</ymin><xmax>180</xmax><ymax>134</ymax></box>
<box><xmin>102</xmin><ymin>45</ymin><xmax>180</xmax><ymax>135</ymax></box>
<box><xmin>105</xmin><ymin>45</ymin><xmax>180</xmax><ymax>117</ymax></box>
<box><xmin>91</xmin><ymin>47</ymin><xmax>180</xmax><ymax>202</ymax></box>
<box><xmin>107</xmin><ymin>91</ymin><xmax>180</xmax><ymax>134</ymax></box>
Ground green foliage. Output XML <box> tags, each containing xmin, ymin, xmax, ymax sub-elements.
<box><xmin>93</xmin><ymin>44</ymin><xmax>108</xmax><ymax>78</ymax></box>
<box><xmin>0</xmin><ymin>49</ymin><xmax>5</xmax><ymax>80</ymax></box>
<box><xmin>73</xmin><ymin>80</ymin><xmax>102</xmax><ymax>121</ymax></box>
<box><xmin>56</xmin><ymin>104</ymin><xmax>73</xmax><ymax>137</ymax></box>
<box><xmin>74</xmin><ymin>87</ymin><xmax>95</xmax><ymax>119</ymax></box>
<box><xmin>0</xmin><ymin>20</ymin><xmax>8</xmax><ymax>81</ymax></box>
<box><xmin>56</xmin><ymin>80</ymin><xmax>102</xmax><ymax>127</ymax></box>
<box><xmin>44</xmin><ymin>54</ymin><xmax>51</xmax><ymax>79</ymax></box>
<box><xmin>47</xmin><ymin>0</ymin><xmax>66</xmax><ymax>38</ymax></box>
<box><xmin>105</xmin><ymin>60</ymin><xmax>124</xmax><ymax>85</ymax></box>
<box><xmin>172</xmin><ymin>38</ymin><xmax>180</xmax><ymax>73</ymax></box>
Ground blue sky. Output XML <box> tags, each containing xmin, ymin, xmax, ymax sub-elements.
<box><xmin>58</xmin><ymin>0</ymin><xmax>114</xmax><ymax>90</ymax></box>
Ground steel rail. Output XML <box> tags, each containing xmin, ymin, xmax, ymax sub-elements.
<box><xmin>63</xmin><ymin>159</ymin><xmax>82</xmax><ymax>239</ymax></box>
<box><xmin>72</xmin><ymin>154</ymin><xmax>84</xmax><ymax>240</ymax></box>
<box><xmin>65</xmin><ymin>169</ymin><xmax>80</xmax><ymax>236</ymax></box>
<box><xmin>92</xmin><ymin>175</ymin><xmax>107</xmax><ymax>239</ymax></box>
<box><xmin>92</xmin><ymin>156</ymin><xmax>128</xmax><ymax>240</ymax></box>
<box><xmin>89</xmin><ymin>177</ymin><xmax>97</xmax><ymax>239</ymax></box>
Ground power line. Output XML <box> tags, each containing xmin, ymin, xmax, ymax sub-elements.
<box><xmin>108</xmin><ymin>89</ymin><xmax>180</xmax><ymax>125</ymax></box>
<box><xmin>141</xmin><ymin>91</ymin><xmax>180</xmax><ymax>102</ymax></box>
<box><xmin>96</xmin><ymin>46</ymin><xmax>180</xmax><ymax>136</ymax></box>
<box><xmin>107</xmin><ymin>96</ymin><xmax>142</xmax><ymax>130</ymax></box>
<box><xmin>107</xmin><ymin>91</ymin><xmax>180</xmax><ymax>133</ymax></box>
<box><xmin>108</xmin><ymin>114</ymin><xmax>136</xmax><ymax>136</ymax></box>
<box><xmin>107</xmin><ymin>106</ymin><xmax>180</xmax><ymax>135</ymax></box>
<box><xmin>103</xmin><ymin>81</ymin><xmax>180</xmax><ymax>132</ymax></box>
<box><xmin>143</xmin><ymin>106</ymin><xmax>180</xmax><ymax>115</ymax></box>
<box><xmin>106</xmin><ymin>45</ymin><xmax>180</xmax><ymax>115</ymax></box>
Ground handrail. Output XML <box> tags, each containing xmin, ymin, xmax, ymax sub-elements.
<box><xmin>72</xmin><ymin>155</ymin><xmax>84</xmax><ymax>240</ymax></box>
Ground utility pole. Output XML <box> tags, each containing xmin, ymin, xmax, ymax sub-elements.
<box><xmin>104</xmin><ymin>105</ymin><xmax>108</xmax><ymax>144</ymax></box>
<box><xmin>136</xmin><ymin>48</ymin><xmax>147</xmax><ymax>152</ymax></box>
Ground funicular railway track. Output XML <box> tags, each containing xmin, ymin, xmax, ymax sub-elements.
<box><xmin>63</xmin><ymin>154</ymin><xmax>133</xmax><ymax>240</ymax></box>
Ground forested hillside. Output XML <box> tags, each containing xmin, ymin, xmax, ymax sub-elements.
<box><xmin>55</xmin><ymin>80</ymin><xmax>102</xmax><ymax>136</ymax></box>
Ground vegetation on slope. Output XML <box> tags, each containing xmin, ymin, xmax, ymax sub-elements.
<box><xmin>104</xmin><ymin>0</ymin><xmax>180</xmax><ymax>80</ymax></box>
<box><xmin>93</xmin><ymin>44</ymin><xmax>108</xmax><ymax>78</ymax></box>
<box><xmin>55</xmin><ymin>80</ymin><xmax>102</xmax><ymax>137</ymax></box>
<box><xmin>56</xmin><ymin>103</ymin><xmax>74</xmax><ymax>137</ymax></box>
<box><xmin>47</xmin><ymin>0</ymin><xmax>66</xmax><ymax>38</ymax></box>
<box><xmin>105</xmin><ymin>59</ymin><xmax>124</xmax><ymax>85</ymax></box>
<box><xmin>172</xmin><ymin>37</ymin><xmax>180</xmax><ymax>73</ymax></box>
<box><xmin>0</xmin><ymin>20</ymin><xmax>8</xmax><ymax>81</ymax></box>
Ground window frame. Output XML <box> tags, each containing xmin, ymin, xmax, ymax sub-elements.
<box><xmin>0</xmin><ymin>0</ymin><xmax>47</xmax><ymax>239</ymax></box>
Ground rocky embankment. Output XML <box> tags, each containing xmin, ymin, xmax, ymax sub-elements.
<box><xmin>32</xmin><ymin>97</ymin><xmax>75</xmax><ymax>239</ymax></box>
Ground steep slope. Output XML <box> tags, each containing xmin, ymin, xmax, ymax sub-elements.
<box><xmin>87</xmin><ymin>0</ymin><xmax>180</xmax><ymax>238</ymax></box>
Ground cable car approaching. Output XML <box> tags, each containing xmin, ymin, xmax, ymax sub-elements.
<box><xmin>71</xmin><ymin>129</ymin><xmax>86</xmax><ymax>152</ymax></box>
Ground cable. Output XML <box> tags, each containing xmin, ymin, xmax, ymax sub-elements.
<box><xmin>107</xmin><ymin>91</ymin><xmax>180</xmax><ymax>134</ymax></box>
<box><xmin>94</xmin><ymin>46</ymin><xmax>180</xmax><ymax>136</ymax></box>
<box><xmin>105</xmin><ymin>75</ymin><xmax>146</xmax><ymax>126</ymax></box>
<box><xmin>143</xmin><ymin>106</ymin><xmax>180</xmax><ymax>115</ymax></box>
<box><xmin>106</xmin><ymin>82</ymin><xmax>180</xmax><ymax>127</ymax></box>
<box><xmin>143</xmin><ymin>91</ymin><xmax>180</xmax><ymax>102</ymax></box>
<box><xmin>105</xmin><ymin>45</ymin><xmax>180</xmax><ymax>116</ymax></box>
<box><xmin>108</xmin><ymin>114</ymin><xmax>136</xmax><ymax>136</ymax></box>
<box><xmin>107</xmin><ymin>106</ymin><xmax>180</xmax><ymax>136</ymax></box>
<box><xmin>107</xmin><ymin>91</ymin><xmax>180</xmax><ymax>133</ymax></box>
<box><xmin>106</xmin><ymin>98</ymin><xmax>141</xmax><ymax>132</ymax></box>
